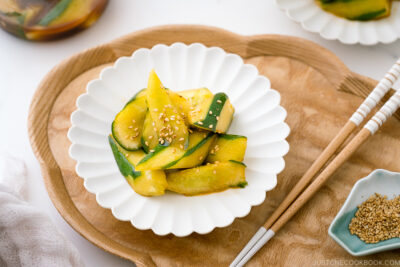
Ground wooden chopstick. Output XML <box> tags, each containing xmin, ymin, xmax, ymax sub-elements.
<box><xmin>235</xmin><ymin>89</ymin><xmax>400</xmax><ymax>267</ymax></box>
<box><xmin>263</xmin><ymin>58</ymin><xmax>400</xmax><ymax>231</ymax></box>
<box><xmin>230</xmin><ymin>58</ymin><xmax>400</xmax><ymax>267</ymax></box>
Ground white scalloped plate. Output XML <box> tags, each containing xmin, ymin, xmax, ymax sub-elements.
<box><xmin>68</xmin><ymin>43</ymin><xmax>290</xmax><ymax>237</ymax></box>
<box><xmin>275</xmin><ymin>0</ymin><xmax>400</xmax><ymax>45</ymax></box>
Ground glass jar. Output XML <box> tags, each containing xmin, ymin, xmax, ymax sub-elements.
<box><xmin>0</xmin><ymin>0</ymin><xmax>108</xmax><ymax>41</ymax></box>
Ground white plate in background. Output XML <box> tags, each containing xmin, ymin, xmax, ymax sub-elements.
<box><xmin>276</xmin><ymin>0</ymin><xmax>400</xmax><ymax>45</ymax></box>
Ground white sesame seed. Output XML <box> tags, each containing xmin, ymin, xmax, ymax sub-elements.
<box><xmin>209</xmin><ymin>124</ymin><xmax>213</xmax><ymax>129</ymax></box>
<box><xmin>153</xmin><ymin>108</ymin><xmax>158</xmax><ymax>112</ymax></box>
<box><xmin>217</xmin><ymin>100</ymin><xmax>222</xmax><ymax>104</ymax></box>
<box><xmin>179</xmin><ymin>137</ymin><xmax>184</xmax><ymax>141</ymax></box>
<box><xmin>209</xmin><ymin>111</ymin><xmax>212</xmax><ymax>115</ymax></box>
<box><xmin>150</xmin><ymin>149</ymin><xmax>155</xmax><ymax>153</ymax></box>
<box><xmin>198</xmin><ymin>121</ymin><xmax>203</xmax><ymax>125</ymax></box>
<box><xmin>128</xmin><ymin>125</ymin><xmax>133</xmax><ymax>129</ymax></box>
<box><xmin>149</xmin><ymin>136</ymin><xmax>153</xmax><ymax>139</ymax></box>
<box><xmin>145</xmin><ymin>141</ymin><xmax>149</xmax><ymax>146</ymax></box>
<box><xmin>180</xmin><ymin>145</ymin><xmax>184</xmax><ymax>149</ymax></box>
<box><xmin>132</xmin><ymin>119</ymin><xmax>136</xmax><ymax>123</ymax></box>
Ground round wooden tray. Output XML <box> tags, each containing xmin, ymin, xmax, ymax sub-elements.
<box><xmin>28</xmin><ymin>25</ymin><xmax>400</xmax><ymax>266</ymax></box>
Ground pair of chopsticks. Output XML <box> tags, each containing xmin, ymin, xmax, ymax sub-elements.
<box><xmin>231</xmin><ymin>58</ymin><xmax>400</xmax><ymax>267</ymax></box>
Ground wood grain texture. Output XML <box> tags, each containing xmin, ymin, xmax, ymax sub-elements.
<box><xmin>263</xmin><ymin>120</ymin><xmax>357</xmax><ymax>230</ymax></box>
<box><xmin>271</xmin><ymin>128</ymin><xmax>372</xmax><ymax>233</ymax></box>
<box><xmin>28</xmin><ymin>25</ymin><xmax>400</xmax><ymax>266</ymax></box>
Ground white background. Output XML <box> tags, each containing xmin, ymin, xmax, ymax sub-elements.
<box><xmin>1</xmin><ymin>1</ymin><xmax>400</xmax><ymax>266</ymax></box>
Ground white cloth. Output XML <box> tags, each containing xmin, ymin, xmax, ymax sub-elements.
<box><xmin>0</xmin><ymin>153</ymin><xmax>84</xmax><ymax>267</ymax></box>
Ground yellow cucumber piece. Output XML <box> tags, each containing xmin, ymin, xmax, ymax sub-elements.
<box><xmin>166</xmin><ymin>161</ymin><xmax>247</xmax><ymax>196</ymax></box>
<box><xmin>165</xmin><ymin>132</ymin><xmax>215</xmax><ymax>169</ymax></box>
<box><xmin>146</xmin><ymin>70</ymin><xmax>188</xmax><ymax>148</ymax></box>
<box><xmin>141</xmin><ymin>111</ymin><xmax>159</xmax><ymax>153</ymax></box>
<box><xmin>316</xmin><ymin>0</ymin><xmax>391</xmax><ymax>21</ymax></box>
<box><xmin>193</xmin><ymin>92</ymin><xmax>234</xmax><ymax>133</ymax></box>
<box><xmin>42</xmin><ymin>0</ymin><xmax>93</xmax><ymax>27</ymax></box>
<box><xmin>125</xmin><ymin>170</ymin><xmax>167</xmax><ymax>197</ymax></box>
<box><xmin>109</xmin><ymin>136</ymin><xmax>167</xmax><ymax>196</ymax></box>
<box><xmin>112</xmin><ymin>93</ymin><xmax>147</xmax><ymax>151</ymax></box>
<box><xmin>206</xmin><ymin>134</ymin><xmax>247</xmax><ymax>163</ymax></box>
<box><xmin>178</xmin><ymin>88</ymin><xmax>214</xmax><ymax>124</ymax></box>
<box><xmin>135</xmin><ymin>131</ymin><xmax>209</xmax><ymax>171</ymax></box>
<box><xmin>178</xmin><ymin>88</ymin><xmax>234</xmax><ymax>133</ymax></box>
<box><xmin>167</xmin><ymin>90</ymin><xmax>191</xmax><ymax>123</ymax></box>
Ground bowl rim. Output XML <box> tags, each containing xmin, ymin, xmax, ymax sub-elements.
<box><xmin>328</xmin><ymin>169</ymin><xmax>400</xmax><ymax>256</ymax></box>
<box><xmin>67</xmin><ymin>42</ymin><xmax>290</xmax><ymax>236</ymax></box>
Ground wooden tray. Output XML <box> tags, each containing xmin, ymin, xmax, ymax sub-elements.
<box><xmin>28</xmin><ymin>25</ymin><xmax>400</xmax><ymax>266</ymax></box>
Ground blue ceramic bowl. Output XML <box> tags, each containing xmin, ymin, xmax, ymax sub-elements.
<box><xmin>328</xmin><ymin>169</ymin><xmax>400</xmax><ymax>256</ymax></box>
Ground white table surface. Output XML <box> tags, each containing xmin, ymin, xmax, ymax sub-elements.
<box><xmin>1</xmin><ymin>1</ymin><xmax>400</xmax><ymax>266</ymax></box>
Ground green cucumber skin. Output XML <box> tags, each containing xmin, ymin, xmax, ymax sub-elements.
<box><xmin>229</xmin><ymin>160</ymin><xmax>247</xmax><ymax>167</ymax></box>
<box><xmin>194</xmin><ymin>92</ymin><xmax>228</xmax><ymax>132</ymax></box>
<box><xmin>351</xmin><ymin>9</ymin><xmax>387</xmax><ymax>21</ymax></box>
<box><xmin>4</xmin><ymin>11</ymin><xmax>26</xmax><ymax>24</ymax></box>
<box><xmin>111</xmin><ymin>120</ymin><xmax>141</xmax><ymax>151</ymax></box>
<box><xmin>163</xmin><ymin>132</ymin><xmax>214</xmax><ymax>169</ymax></box>
<box><xmin>141</xmin><ymin>136</ymin><xmax>149</xmax><ymax>153</ymax></box>
<box><xmin>219</xmin><ymin>134</ymin><xmax>247</xmax><ymax>140</ymax></box>
<box><xmin>136</xmin><ymin>142</ymin><xmax>169</xmax><ymax>166</ymax></box>
<box><xmin>108</xmin><ymin>136</ymin><xmax>141</xmax><ymax>179</ymax></box>
<box><xmin>38</xmin><ymin>0</ymin><xmax>72</xmax><ymax>26</ymax></box>
<box><xmin>111</xmin><ymin>92</ymin><xmax>147</xmax><ymax>151</ymax></box>
<box><xmin>234</xmin><ymin>181</ymin><xmax>248</xmax><ymax>188</ymax></box>
<box><xmin>2</xmin><ymin>11</ymin><xmax>26</xmax><ymax>38</ymax></box>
